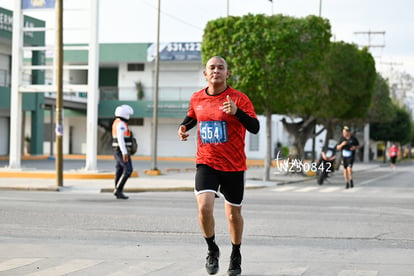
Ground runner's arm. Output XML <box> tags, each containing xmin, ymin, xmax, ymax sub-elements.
<box><xmin>234</xmin><ymin>108</ymin><xmax>260</xmax><ymax>134</ymax></box>
<box><xmin>179</xmin><ymin>116</ymin><xmax>197</xmax><ymax>131</ymax></box>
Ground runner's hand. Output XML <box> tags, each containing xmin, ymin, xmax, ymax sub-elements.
<box><xmin>223</xmin><ymin>95</ymin><xmax>237</xmax><ymax>115</ymax></box>
<box><xmin>178</xmin><ymin>125</ymin><xmax>189</xmax><ymax>141</ymax></box>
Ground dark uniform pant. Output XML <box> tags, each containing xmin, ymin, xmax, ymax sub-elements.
<box><xmin>114</xmin><ymin>149</ymin><xmax>133</xmax><ymax>193</ymax></box>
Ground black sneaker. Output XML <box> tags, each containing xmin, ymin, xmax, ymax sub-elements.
<box><xmin>205</xmin><ymin>249</ymin><xmax>220</xmax><ymax>275</ymax></box>
<box><xmin>227</xmin><ymin>254</ymin><xmax>241</xmax><ymax>276</ymax></box>
<box><xmin>114</xmin><ymin>191</ymin><xmax>129</xmax><ymax>199</ymax></box>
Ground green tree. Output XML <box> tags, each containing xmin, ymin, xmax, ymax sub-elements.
<box><xmin>392</xmin><ymin>107</ymin><xmax>412</xmax><ymax>145</ymax></box>
<box><xmin>367</xmin><ymin>73</ymin><xmax>395</xmax><ymax>123</ymax></box>
<box><xmin>410</xmin><ymin>121</ymin><xmax>414</xmax><ymax>158</ymax></box>
<box><xmin>371</xmin><ymin>104</ymin><xmax>411</xmax><ymax>143</ymax></box>
<box><xmin>370</xmin><ymin>103</ymin><xmax>412</xmax><ymax>161</ymax></box>
<box><xmin>202</xmin><ymin>14</ymin><xmax>331</xmax><ymax>180</ymax></box>
<box><xmin>316</xmin><ymin>42</ymin><xmax>376</xmax><ymax>143</ymax></box>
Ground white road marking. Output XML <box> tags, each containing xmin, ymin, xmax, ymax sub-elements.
<box><xmin>338</xmin><ymin>269</ymin><xmax>378</xmax><ymax>276</ymax></box>
<box><xmin>319</xmin><ymin>187</ymin><xmax>342</xmax><ymax>193</ymax></box>
<box><xmin>26</xmin><ymin>259</ymin><xmax>103</xmax><ymax>276</ymax></box>
<box><xmin>273</xmin><ymin>186</ymin><xmax>297</xmax><ymax>192</ymax></box>
<box><xmin>0</xmin><ymin>258</ymin><xmax>42</xmax><ymax>272</ymax></box>
<box><xmin>294</xmin><ymin>187</ymin><xmax>319</xmax><ymax>192</ymax></box>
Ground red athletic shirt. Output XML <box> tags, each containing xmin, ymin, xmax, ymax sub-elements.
<box><xmin>187</xmin><ymin>86</ymin><xmax>257</xmax><ymax>171</ymax></box>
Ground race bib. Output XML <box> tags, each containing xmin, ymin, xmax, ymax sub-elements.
<box><xmin>199</xmin><ymin>121</ymin><xmax>228</xmax><ymax>144</ymax></box>
<box><xmin>342</xmin><ymin>149</ymin><xmax>352</xmax><ymax>158</ymax></box>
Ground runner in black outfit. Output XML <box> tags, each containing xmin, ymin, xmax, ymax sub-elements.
<box><xmin>336</xmin><ymin>126</ymin><xmax>359</xmax><ymax>189</ymax></box>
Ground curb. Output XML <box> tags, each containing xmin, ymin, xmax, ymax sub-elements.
<box><xmin>100</xmin><ymin>187</ymin><xmax>194</xmax><ymax>193</ymax></box>
<box><xmin>0</xmin><ymin>186</ymin><xmax>60</xmax><ymax>192</ymax></box>
<box><xmin>0</xmin><ymin>155</ymin><xmax>282</xmax><ymax>180</ymax></box>
<box><xmin>0</xmin><ymin>170</ymin><xmax>139</xmax><ymax>179</ymax></box>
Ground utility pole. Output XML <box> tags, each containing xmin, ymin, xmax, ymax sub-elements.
<box><xmin>319</xmin><ymin>0</ymin><xmax>322</xmax><ymax>16</ymax></box>
<box><xmin>227</xmin><ymin>0</ymin><xmax>229</xmax><ymax>16</ymax></box>
<box><xmin>354</xmin><ymin>30</ymin><xmax>386</xmax><ymax>163</ymax></box>
<box><xmin>270</xmin><ymin>0</ymin><xmax>274</xmax><ymax>15</ymax></box>
<box><xmin>149</xmin><ymin>0</ymin><xmax>161</xmax><ymax>175</ymax></box>
<box><xmin>380</xmin><ymin>61</ymin><xmax>403</xmax><ymax>74</ymax></box>
<box><xmin>354</xmin><ymin>31</ymin><xmax>386</xmax><ymax>55</ymax></box>
<box><xmin>380</xmin><ymin>61</ymin><xmax>404</xmax><ymax>103</ymax></box>
<box><xmin>379</xmin><ymin>61</ymin><xmax>403</xmax><ymax>83</ymax></box>
<box><xmin>55</xmin><ymin>0</ymin><xmax>64</xmax><ymax>187</ymax></box>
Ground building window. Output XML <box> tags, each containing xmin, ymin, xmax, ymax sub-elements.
<box><xmin>127</xmin><ymin>63</ymin><xmax>145</xmax><ymax>71</ymax></box>
<box><xmin>0</xmin><ymin>54</ymin><xmax>10</xmax><ymax>87</ymax></box>
<box><xmin>0</xmin><ymin>69</ymin><xmax>10</xmax><ymax>87</ymax></box>
<box><xmin>249</xmin><ymin>132</ymin><xmax>259</xmax><ymax>151</ymax></box>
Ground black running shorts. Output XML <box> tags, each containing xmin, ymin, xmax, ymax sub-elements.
<box><xmin>195</xmin><ymin>164</ymin><xmax>245</xmax><ymax>206</ymax></box>
<box><xmin>342</xmin><ymin>157</ymin><xmax>354</xmax><ymax>169</ymax></box>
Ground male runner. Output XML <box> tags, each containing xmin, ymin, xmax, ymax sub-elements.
<box><xmin>178</xmin><ymin>56</ymin><xmax>259</xmax><ymax>275</ymax></box>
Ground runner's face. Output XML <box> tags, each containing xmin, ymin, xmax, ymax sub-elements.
<box><xmin>204</xmin><ymin>58</ymin><xmax>229</xmax><ymax>85</ymax></box>
<box><xmin>343</xmin><ymin>130</ymin><xmax>350</xmax><ymax>138</ymax></box>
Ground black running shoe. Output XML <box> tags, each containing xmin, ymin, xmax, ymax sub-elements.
<box><xmin>205</xmin><ymin>249</ymin><xmax>220</xmax><ymax>275</ymax></box>
<box><xmin>114</xmin><ymin>191</ymin><xmax>129</xmax><ymax>199</ymax></box>
<box><xmin>227</xmin><ymin>254</ymin><xmax>242</xmax><ymax>276</ymax></box>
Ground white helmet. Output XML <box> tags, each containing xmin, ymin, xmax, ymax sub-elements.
<box><xmin>115</xmin><ymin>105</ymin><xmax>134</xmax><ymax>120</ymax></box>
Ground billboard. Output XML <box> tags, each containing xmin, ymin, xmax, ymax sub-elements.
<box><xmin>147</xmin><ymin>42</ymin><xmax>201</xmax><ymax>62</ymax></box>
<box><xmin>22</xmin><ymin>0</ymin><xmax>56</xmax><ymax>9</ymax></box>
<box><xmin>0</xmin><ymin>7</ymin><xmax>45</xmax><ymax>45</ymax></box>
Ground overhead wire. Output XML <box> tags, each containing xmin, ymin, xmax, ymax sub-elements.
<box><xmin>140</xmin><ymin>0</ymin><xmax>205</xmax><ymax>32</ymax></box>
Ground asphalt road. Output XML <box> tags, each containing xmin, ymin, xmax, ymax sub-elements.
<box><xmin>0</xmin><ymin>162</ymin><xmax>413</xmax><ymax>275</ymax></box>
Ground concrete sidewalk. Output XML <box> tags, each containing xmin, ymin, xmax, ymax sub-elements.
<box><xmin>0</xmin><ymin>158</ymin><xmax>381</xmax><ymax>193</ymax></box>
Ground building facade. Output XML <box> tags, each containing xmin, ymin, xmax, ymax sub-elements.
<box><xmin>1</xmin><ymin>6</ymin><xmax>296</xmax><ymax>160</ymax></box>
<box><xmin>0</xmin><ymin>6</ymin><xmax>45</xmax><ymax>156</ymax></box>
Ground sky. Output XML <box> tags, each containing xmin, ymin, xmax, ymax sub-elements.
<box><xmin>2</xmin><ymin>0</ymin><xmax>414</xmax><ymax>76</ymax></box>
